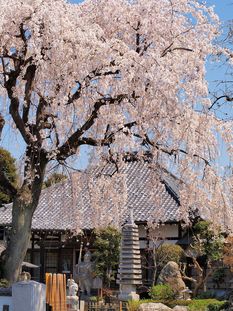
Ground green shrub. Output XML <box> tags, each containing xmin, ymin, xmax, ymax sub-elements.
<box><xmin>165</xmin><ymin>300</ymin><xmax>193</xmax><ymax>308</ymax></box>
<box><xmin>127</xmin><ymin>299</ymin><xmax>227</xmax><ymax>311</ymax></box>
<box><xmin>149</xmin><ymin>284</ymin><xmax>175</xmax><ymax>300</ymax></box>
<box><xmin>188</xmin><ymin>299</ymin><xmax>226</xmax><ymax>311</ymax></box>
<box><xmin>207</xmin><ymin>301</ymin><xmax>229</xmax><ymax>311</ymax></box>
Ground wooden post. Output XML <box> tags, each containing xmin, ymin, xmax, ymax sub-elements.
<box><xmin>46</xmin><ymin>272</ymin><xmax>67</xmax><ymax>311</ymax></box>
<box><xmin>63</xmin><ymin>274</ymin><xmax>67</xmax><ymax>311</ymax></box>
<box><xmin>57</xmin><ymin>273</ymin><xmax>60</xmax><ymax>311</ymax></box>
<box><xmin>46</xmin><ymin>273</ymin><xmax>53</xmax><ymax>306</ymax></box>
<box><xmin>40</xmin><ymin>241</ymin><xmax>45</xmax><ymax>282</ymax></box>
<box><xmin>51</xmin><ymin>273</ymin><xmax>57</xmax><ymax>311</ymax></box>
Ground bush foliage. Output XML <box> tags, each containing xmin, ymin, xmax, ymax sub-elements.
<box><xmin>148</xmin><ymin>284</ymin><xmax>175</xmax><ymax>300</ymax></box>
<box><xmin>156</xmin><ymin>244</ymin><xmax>184</xmax><ymax>269</ymax></box>
<box><xmin>127</xmin><ymin>299</ymin><xmax>227</xmax><ymax>311</ymax></box>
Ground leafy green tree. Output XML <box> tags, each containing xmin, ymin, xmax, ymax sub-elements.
<box><xmin>147</xmin><ymin>227</ymin><xmax>184</xmax><ymax>285</ymax></box>
<box><xmin>43</xmin><ymin>173</ymin><xmax>67</xmax><ymax>188</ymax></box>
<box><xmin>184</xmin><ymin>221</ymin><xmax>224</xmax><ymax>296</ymax></box>
<box><xmin>92</xmin><ymin>226</ymin><xmax>121</xmax><ymax>287</ymax></box>
<box><xmin>192</xmin><ymin>221</ymin><xmax>224</xmax><ymax>260</ymax></box>
<box><xmin>156</xmin><ymin>244</ymin><xmax>184</xmax><ymax>270</ymax></box>
<box><xmin>0</xmin><ymin>148</ymin><xmax>17</xmax><ymax>205</ymax></box>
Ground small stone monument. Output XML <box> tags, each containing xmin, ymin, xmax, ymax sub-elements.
<box><xmin>12</xmin><ymin>280</ymin><xmax>46</xmax><ymax>311</ymax></box>
<box><xmin>67</xmin><ymin>279</ymin><xmax>79</xmax><ymax>310</ymax></box>
<box><xmin>117</xmin><ymin>209</ymin><xmax>142</xmax><ymax>301</ymax></box>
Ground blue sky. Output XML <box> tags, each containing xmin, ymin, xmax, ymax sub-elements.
<box><xmin>1</xmin><ymin>0</ymin><xmax>232</xmax><ymax>171</ymax></box>
<box><xmin>207</xmin><ymin>0</ymin><xmax>232</xmax><ymax>21</ymax></box>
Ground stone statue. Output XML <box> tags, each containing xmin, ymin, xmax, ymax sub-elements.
<box><xmin>67</xmin><ymin>279</ymin><xmax>79</xmax><ymax>310</ymax></box>
<box><xmin>75</xmin><ymin>250</ymin><xmax>93</xmax><ymax>296</ymax></box>
<box><xmin>67</xmin><ymin>278</ymin><xmax>79</xmax><ymax>296</ymax></box>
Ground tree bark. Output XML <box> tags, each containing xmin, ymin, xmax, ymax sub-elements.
<box><xmin>3</xmin><ymin>194</ymin><xmax>35</xmax><ymax>283</ymax></box>
<box><xmin>2</xmin><ymin>153</ymin><xmax>47</xmax><ymax>283</ymax></box>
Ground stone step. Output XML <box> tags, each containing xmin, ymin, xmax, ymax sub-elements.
<box><xmin>121</xmin><ymin>249</ymin><xmax>141</xmax><ymax>254</ymax></box>
<box><xmin>122</xmin><ymin>232</ymin><xmax>139</xmax><ymax>237</ymax></box>
<box><xmin>121</xmin><ymin>247</ymin><xmax>140</xmax><ymax>252</ymax></box>
<box><xmin>118</xmin><ymin>269</ymin><xmax>142</xmax><ymax>274</ymax></box>
<box><xmin>123</xmin><ymin>226</ymin><xmax>139</xmax><ymax>231</ymax></box>
<box><xmin>119</xmin><ymin>258</ymin><xmax>141</xmax><ymax>263</ymax></box>
<box><xmin>120</xmin><ymin>255</ymin><xmax>141</xmax><ymax>260</ymax></box>
<box><xmin>122</xmin><ymin>236</ymin><xmax>140</xmax><ymax>240</ymax></box>
<box><xmin>121</xmin><ymin>242</ymin><xmax>140</xmax><ymax>247</ymax></box>
<box><xmin>122</xmin><ymin>241</ymin><xmax>140</xmax><ymax>245</ymax></box>
<box><xmin>116</xmin><ymin>279</ymin><xmax>142</xmax><ymax>285</ymax></box>
<box><xmin>117</xmin><ymin>275</ymin><xmax>142</xmax><ymax>280</ymax></box>
<box><xmin>119</xmin><ymin>264</ymin><xmax>141</xmax><ymax>269</ymax></box>
<box><xmin>122</xmin><ymin>232</ymin><xmax>139</xmax><ymax>236</ymax></box>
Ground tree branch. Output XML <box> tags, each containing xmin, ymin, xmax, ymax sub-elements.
<box><xmin>6</xmin><ymin>77</ymin><xmax>32</xmax><ymax>145</ymax></box>
<box><xmin>144</xmin><ymin>134</ymin><xmax>210</xmax><ymax>166</ymax></box>
<box><xmin>4</xmin><ymin>23</ymin><xmax>34</xmax><ymax>145</ymax></box>
<box><xmin>56</xmin><ymin>94</ymin><xmax>128</xmax><ymax>159</ymax></box>
<box><xmin>66</xmin><ymin>67</ymin><xmax>120</xmax><ymax>106</ymax></box>
<box><xmin>23</xmin><ymin>64</ymin><xmax>37</xmax><ymax>124</ymax></box>
<box><xmin>208</xmin><ymin>95</ymin><xmax>233</xmax><ymax>111</ymax></box>
<box><xmin>161</xmin><ymin>42</ymin><xmax>193</xmax><ymax>57</ymax></box>
<box><xmin>0</xmin><ymin>114</ymin><xmax>5</xmax><ymax>140</ymax></box>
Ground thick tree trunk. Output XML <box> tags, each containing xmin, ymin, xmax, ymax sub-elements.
<box><xmin>2</xmin><ymin>152</ymin><xmax>47</xmax><ymax>283</ymax></box>
<box><xmin>3</xmin><ymin>194</ymin><xmax>35</xmax><ymax>283</ymax></box>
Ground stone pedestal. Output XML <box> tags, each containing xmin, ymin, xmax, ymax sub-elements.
<box><xmin>66</xmin><ymin>296</ymin><xmax>79</xmax><ymax>310</ymax></box>
<box><xmin>117</xmin><ymin>216</ymin><xmax>142</xmax><ymax>301</ymax></box>
<box><xmin>12</xmin><ymin>281</ymin><xmax>46</xmax><ymax>311</ymax></box>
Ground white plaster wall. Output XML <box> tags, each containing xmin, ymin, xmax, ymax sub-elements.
<box><xmin>149</xmin><ymin>239</ymin><xmax>178</xmax><ymax>248</ymax></box>
<box><xmin>0</xmin><ymin>296</ymin><xmax>13</xmax><ymax>311</ymax></box>
<box><xmin>149</xmin><ymin>224</ymin><xmax>179</xmax><ymax>239</ymax></box>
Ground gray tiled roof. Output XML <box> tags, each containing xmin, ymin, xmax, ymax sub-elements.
<box><xmin>0</xmin><ymin>161</ymin><xmax>181</xmax><ymax>230</ymax></box>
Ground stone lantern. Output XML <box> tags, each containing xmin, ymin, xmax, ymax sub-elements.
<box><xmin>117</xmin><ymin>210</ymin><xmax>142</xmax><ymax>301</ymax></box>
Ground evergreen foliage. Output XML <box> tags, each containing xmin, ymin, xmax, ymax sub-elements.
<box><xmin>0</xmin><ymin>148</ymin><xmax>17</xmax><ymax>205</ymax></box>
<box><xmin>156</xmin><ymin>244</ymin><xmax>184</xmax><ymax>270</ymax></box>
<box><xmin>92</xmin><ymin>226</ymin><xmax>121</xmax><ymax>287</ymax></box>
<box><xmin>192</xmin><ymin>221</ymin><xmax>224</xmax><ymax>261</ymax></box>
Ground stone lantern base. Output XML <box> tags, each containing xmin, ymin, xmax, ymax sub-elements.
<box><xmin>118</xmin><ymin>284</ymin><xmax>140</xmax><ymax>301</ymax></box>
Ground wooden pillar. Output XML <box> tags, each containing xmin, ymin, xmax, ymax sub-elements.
<box><xmin>40</xmin><ymin>240</ymin><xmax>45</xmax><ymax>282</ymax></box>
<box><xmin>72</xmin><ymin>248</ymin><xmax>76</xmax><ymax>279</ymax></box>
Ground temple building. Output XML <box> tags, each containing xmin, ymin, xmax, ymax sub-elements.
<box><xmin>0</xmin><ymin>157</ymin><xmax>184</xmax><ymax>285</ymax></box>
